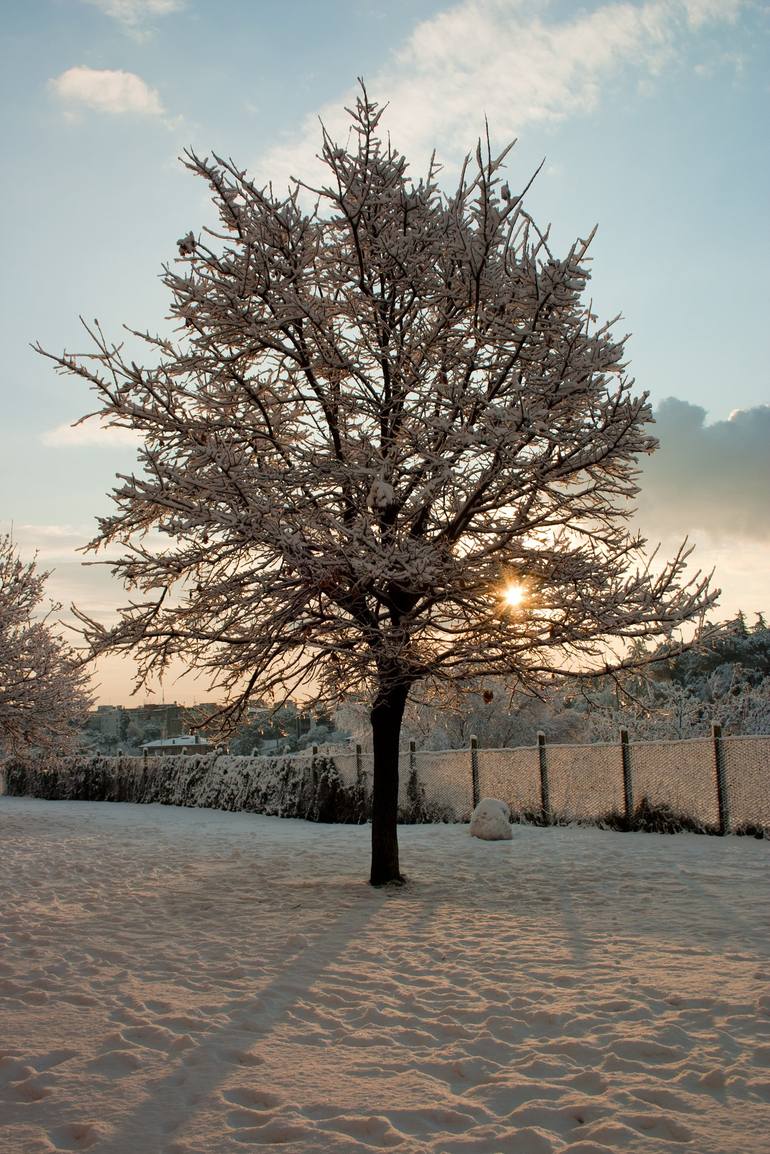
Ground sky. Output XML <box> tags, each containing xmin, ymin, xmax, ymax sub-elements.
<box><xmin>0</xmin><ymin>0</ymin><xmax>768</xmax><ymax>706</ymax></box>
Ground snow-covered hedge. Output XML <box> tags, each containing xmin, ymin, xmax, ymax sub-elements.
<box><xmin>3</xmin><ymin>752</ymin><xmax>372</xmax><ymax>823</ymax></box>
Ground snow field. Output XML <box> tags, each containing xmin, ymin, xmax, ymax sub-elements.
<box><xmin>1</xmin><ymin>797</ymin><xmax>768</xmax><ymax>1154</ymax></box>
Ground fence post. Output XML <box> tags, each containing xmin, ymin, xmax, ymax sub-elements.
<box><xmin>409</xmin><ymin>739</ymin><xmax>416</xmax><ymax>778</ymax></box>
<box><xmin>620</xmin><ymin>728</ymin><xmax>633</xmax><ymax>823</ymax></box>
<box><xmin>712</xmin><ymin>724</ymin><xmax>730</xmax><ymax>835</ymax></box>
<box><xmin>355</xmin><ymin>742</ymin><xmax>362</xmax><ymax>777</ymax></box>
<box><xmin>537</xmin><ymin>732</ymin><xmax>551</xmax><ymax>825</ymax></box>
<box><xmin>470</xmin><ymin>735</ymin><xmax>480</xmax><ymax>810</ymax></box>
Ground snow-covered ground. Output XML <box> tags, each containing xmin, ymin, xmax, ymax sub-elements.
<box><xmin>1</xmin><ymin>798</ymin><xmax>768</xmax><ymax>1154</ymax></box>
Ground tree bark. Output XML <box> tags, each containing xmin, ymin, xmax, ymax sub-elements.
<box><xmin>369</xmin><ymin>678</ymin><xmax>410</xmax><ymax>886</ymax></box>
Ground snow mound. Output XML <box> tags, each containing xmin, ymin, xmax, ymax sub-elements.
<box><xmin>469</xmin><ymin>797</ymin><xmax>512</xmax><ymax>840</ymax></box>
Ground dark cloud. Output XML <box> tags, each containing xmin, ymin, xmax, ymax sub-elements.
<box><xmin>635</xmin><ymin>398</ymin><xmax>770</xmax><ymax>540</ymax></box>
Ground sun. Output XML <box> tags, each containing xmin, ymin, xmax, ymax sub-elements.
<box><xmin>501</xmin><ymin>581</ymin><xmax>526</xmax><ymax>609</ymax></box>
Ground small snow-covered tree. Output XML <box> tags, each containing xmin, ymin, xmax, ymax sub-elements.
<box><xmin>0</xmin><ymin>534</ymin><xmax>93</xmax><ymax>756</ymax></box>
<box><xmin>38</xmin><ymin>88</ymin><xmax>715</xmax><ymax>883</ymax></box>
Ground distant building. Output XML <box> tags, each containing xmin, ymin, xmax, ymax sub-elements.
<box><xmin>132</xmin><ymin>703</ymin><xmax>184</xmax><ymax>739</ymax></box>
<box><xmin>141</xmin><ymin>734</ymin><xmax>213</xmax><ymax>756</ymax></box>
<box><xmin>91</xmin><ymin>705</ymin><xmax>123</xmax><ymax>738</ymax></box>
<box><xmin>86</xmin><ymin>701</ymin><xmax>210</xmax><ymax>751</ymax></box>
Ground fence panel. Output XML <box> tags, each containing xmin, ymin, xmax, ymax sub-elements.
<box><xmin>547</xmin><ymin>741</ymin><xmax>623</xmax><ymax>820</ymax></box>
<box><xmin>628</xmin><ymin>738</ymin><xmax>717</xmax><ymax>826</ymax></box>
<box><xmin>397</xmin><ymin>750</ymin><xmax>412</xmax><ymax>806</ymax></box>
<box><xmin>477</xmin><ymin>746</ymin><xmax>540</xmax><ymax>815</ymax></box>
<box><xmin>333</xmin><ymin>752</ymin><xmax>360</xmax><ymax>787</ymax></box>
<box><xmin>722</xmin><ymin>735</ymin><xmax>770</xmax><ymax>830</ymax></box>
<box><xmin>414</xmin><ymin>749</ymin><xmax>473</xmax><ymax>819</ymax></box>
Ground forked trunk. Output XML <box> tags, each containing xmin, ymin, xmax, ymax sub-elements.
<box><xmin>369</xmin><ymin>679</ymin><xmax>410</xmax><ymax>886</ymax></box>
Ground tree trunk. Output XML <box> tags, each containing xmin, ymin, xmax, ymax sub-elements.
<box><xmin>369</xmin><ymin>678</ymin><xmax>410</xmax><ymax>886</ymax></box>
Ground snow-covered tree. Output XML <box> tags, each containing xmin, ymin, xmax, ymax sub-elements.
<box><xmin>580</xmin><ymin>616</ymin><xmax>770</xmax><ymax>739</ymax></box>
<box><xmin>38</xmin><ymin>87</ymin><xmax>715</xmax><ymax>883</ymax></box>
<box><xmin>585</xmin><ymin>676</ymin><xmax>709</xmax><ymax>741</ymax></box>
<box><xmin>0</xmin><ymin>534</ymin><xmax>93</xmax><ymax>756</ymax></box>
<box><xmin>407</xmin><ymin>678</ymin><xmax>584</xmax><ymax>750</ymax></box>
<box><xmin>584</xmin><ymin>664</ymin><xmax>770</xmax><ymax>740</ymax></box>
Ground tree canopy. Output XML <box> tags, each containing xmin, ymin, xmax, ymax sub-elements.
<box><xmin>39</xmin><ymin>87</ymin><xmax>716</xmax><ymax>881</ymax></box>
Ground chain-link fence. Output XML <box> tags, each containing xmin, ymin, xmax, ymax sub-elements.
<box><xmin>4</xmin><ymin>729</ymin><xmax>767</xmax><ymax>832</ymax></box>
<box><xmin>331</xmin><ymin>728</ymin><xmax>769</xmax><ymax>831</ymax></box>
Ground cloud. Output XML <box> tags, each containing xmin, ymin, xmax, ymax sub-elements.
<box><xmin>2</xmin><ymin>523</ymin><xmax>93</xmax><ymax>562</ymax></box>
<box><xmin>83</xmin><ymin>0</ymin><xmax>184</xmax><ymax>38</ymax></box>
<box><xmin>41</xmin><ymin>419</ymin><xmax>143</xmax><ymax>448</ymax></box>
<box><xmin>258</xmin><ymin>0</ymin><xmax>748</xmax><ymax>189</ymax></box>
<box><xmin>636</xmin><ymin>398</ymin><xmax>770</xmax><ymax>540</ymax></box>
<box><xmin>682</xmin><ymin>0</ymin><xmax>744</xmax><ymax>27</ymax></box>
<box><xmin>49</xmin><ymin>66</ymin><xmax>164</xmax><ymax>117</ymax></box>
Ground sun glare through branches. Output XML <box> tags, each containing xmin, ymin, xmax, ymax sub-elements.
<box><xmin>501</xmin><ymin>582</ymin><xmax>527</xmax><ymax>610</ymax></box>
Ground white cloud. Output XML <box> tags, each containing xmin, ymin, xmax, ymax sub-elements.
<box><xmin>83</xmin><ymin>0</ymin><xmax>185</xmax><ymax>37</ymax></box>
<box><xmin>636</xmin><ymin>399</ymin><xmax>770</xmax><ymax>541</ymax></box>
<box><xmin>49</xmin><ymin>66</ymin><xmax>164</xmax><ymax>117</ymax></box>
<box><xmin>258</xmin><ymin>0</ymin><xmax>748</xmax><ymax>188</ymax></box>
<box><xmin>41</xmin><ymin>418</ymin><xmax>143</xmax><ymax>448</ymax></box>
<box><xmin>1</xmin><ymin>523</ymin><xmax>93</xmax><ymax>561</ymax></box>
<box><xmin>682</xmin><ymin>0</ymin><xmax>745</xmax><ymax>28</ymax></box>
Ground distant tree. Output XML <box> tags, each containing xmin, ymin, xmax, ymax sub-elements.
<box><xmin>659</xmin><ymin>615</ymin><xmax>770</xmax><ymax>689</ymax></box>
<box><xmin>585</xmin><ymin>665</ymin><xmax>770</xmax><ymax>740</ymax></box>
<box><xmin>0</xmin><ymin>534</ymin><xmax>93</xmax><ymax>756</ymax></box>
<box><xmin>39</xmin><ymin>87</ymin><xmax>715</xmax><ymax>883</ymax></box>
<box><xmin>408</xmin><ymin>678</ymin><xmax>584</xmax><ymax>750</ymax></box>
<box><xmin>581</xmin><ymin>614</ymin><xmax>770</xmax><ymax>738</ymax></box>
<box><xmin>229</xmin><ymin>716</ymin><xmax>267</xmax><ymax>755</ymax></box>
<box><xmin>585</xmin><ymin>677</ymin><xmax>709</xmax><ymax>741</ymax></box>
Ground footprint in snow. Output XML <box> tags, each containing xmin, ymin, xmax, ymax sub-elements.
<box><xmin>48</xmin><ymin>1121</ymin><xmax>103</xmax><ymax>1150</ymax></box>
<box><xmin>223</xmin><ymin>1086</ymin><xmax>286</xmax><ymax>1111</ymax></box>
<box><xmin>120</xmin><ymin>1024</ymin><xmax>176</xmax><ymax>1051</ymax></box>
<box><xmin>86</xmin><ymin>1049</ymin><xmax>142</xmax><ymax>1077</ymax></box>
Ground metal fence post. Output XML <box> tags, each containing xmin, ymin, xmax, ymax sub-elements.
<box><xmin>470</xmin><ymin>735</ymin><xmax>480</xmax><ymax>810</ymax></box>
<box><xmin>712</xmin><ymin>724</ymin><xmax>730</xmax><ymax>835</ymax></box>
<box><xmin>620</xmin><ymin>728</ymin><xmax>634</xmax><ymax>822</ymax></box>
<box><xmin>409</xmin><ymin>739</ymin><xmax>416</xmax><ymax>777</ymax></box>
<box><xmin>355</xmin><ymin>742</ymin><xmax>362</xmax><ymax>777</ymax></box>
<box><xmin>537</xmin><ymin>732</ymin><xmax>551</xmax><ymax>825</ymax></box>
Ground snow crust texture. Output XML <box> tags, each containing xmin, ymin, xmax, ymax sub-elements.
<box><xmin>1</xmin><ymin>797</ymin><xmax>769</xmax><ymax>1154</ymax></box>
<box><xmin>470</xmin><ymin>797</ymin><xmax>513</xmax><ymax>840</ymax></box>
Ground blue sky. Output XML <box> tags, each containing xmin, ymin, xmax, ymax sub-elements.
<box><xmin>1</xmin><ymin>0</ymin><xmax>768</xmax><ymax>704</ymax></box>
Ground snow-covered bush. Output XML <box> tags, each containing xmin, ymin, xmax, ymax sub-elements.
<box><xmin>4</xmin><ymin>752</ymin><xmax>371</xmax><ymax>824</ymax></box>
